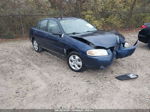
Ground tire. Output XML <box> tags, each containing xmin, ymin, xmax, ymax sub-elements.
<box><xmin>32</xmin><ymin>39</ymin><xmax>43</xmax><ymax>52</ymax></box>
<box><xmin>67</xmin><ymin>51</ymin><xmax>86</xmax><ymax>72</ymax></box>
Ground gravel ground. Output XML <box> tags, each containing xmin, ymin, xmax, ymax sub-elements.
<box><xmin>0</xmin><ymin>31</ymin><xmax>150</xmax><ymax>109</ymax></box>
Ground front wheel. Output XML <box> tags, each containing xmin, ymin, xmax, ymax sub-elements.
<box><xmin>67</xmin><ymin>52</ymin><xmax>86</xmax><ymax>72</ymax></box>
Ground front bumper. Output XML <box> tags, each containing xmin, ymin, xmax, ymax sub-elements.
<box><xmin>83</xmin><ymin>49</ymin><xmax>114</xmax><ymax>69</ymax></box>
<box><xmin>83</xmin><ymin>40</ymin><xmax>138</xmax><ymax>69</ymax></box>
<box><xmin>116</xmin><ymin>40</ymin><xmax>138</xmax><ymax>59</ymax></box>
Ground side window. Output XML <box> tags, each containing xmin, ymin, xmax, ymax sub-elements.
<box><xmin>48</xmin><ymin>20</ymin><xmax>61</xmax><ymax>34</ymax></box>
<box><xmin>38</xmin><ymin>20</ymin><xmax>48</xmax><ymax>31</ymax></box>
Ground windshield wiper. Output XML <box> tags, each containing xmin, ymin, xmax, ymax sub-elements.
<box><xmin>68</xmin><ymin>30</ymin><xmax>97</xmax><ymax>35</ymax></box>
<box><xmin>86</xmin><ymin>30</ymin><xmax>97</xmax><ymax>33</ymax></box>
<box><xmin>68</xmin><ymin>32</ymin><xmax>80</xmax><ymax>35</ymax></box>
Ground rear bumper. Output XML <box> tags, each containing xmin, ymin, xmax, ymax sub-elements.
<box><xmin>82</xmin><ymin>41</ymin><xmax>138</xmax><ymax>69</ymax></box>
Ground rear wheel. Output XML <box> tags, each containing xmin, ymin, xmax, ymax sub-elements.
<box><xmin>67</xmin><ymin>52</ymin><xmax>86</xmax><ymax>72</ymax></box>
<box><xmin>32</xmin><ymin>39</ymin><xmax>43</xmax><ymax>52</ymax></box>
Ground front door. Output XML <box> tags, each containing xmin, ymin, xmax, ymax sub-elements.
<box><xmin>46</xmin><ymin>20</ymin><xmax>65</xmax><ymax>54</ymax></box>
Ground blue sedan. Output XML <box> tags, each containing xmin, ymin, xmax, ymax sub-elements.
<box><xmin>30</xmin><ymin>17</ymin><xmax>137</xmax><ymax>72</ymax></box>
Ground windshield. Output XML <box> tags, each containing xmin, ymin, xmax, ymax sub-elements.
<box><xmin>60</xmin><ymin>19</ymin><xmax>97</xmax><ymax>34</ymax></box>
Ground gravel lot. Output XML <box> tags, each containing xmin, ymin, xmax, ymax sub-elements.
<box><xmin>0</xmin><ymin>31</ymin><xmax>150</xmax><ymax>109</ymax></box>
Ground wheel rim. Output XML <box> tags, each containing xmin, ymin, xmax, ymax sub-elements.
<box><xmin>33</xmin><ymin>40</ymin><xmax>38</xmax><ymax>51</ymax></box>
<box><xmin>69</xmin><ymin>55</ymin><xmax>82</xmax><ymax>71</ymax></box>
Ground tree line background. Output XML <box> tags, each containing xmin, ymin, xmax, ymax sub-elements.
<box><xmin>0</xmin><ymin>0</ymin><xmax>150</xmax><ymax>38</ymax></box>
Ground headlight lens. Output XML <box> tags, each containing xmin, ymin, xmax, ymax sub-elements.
<box><xmin>87</xmin><ymin>49</ymin><xmax>108</xmax><ymax>56</ymax></box>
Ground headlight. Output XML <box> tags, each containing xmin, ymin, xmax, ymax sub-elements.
<box><xmin>87</xmin><ymin>49</ymin><xmax>108</xmax><ymax>56</ymax></box>
<box><xmin>124</xmin><ymin>42</ymin><xmax>130</xmax><ymax>48</ymax></box>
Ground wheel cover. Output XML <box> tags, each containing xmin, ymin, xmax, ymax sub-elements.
<box><xmin>33</xmin><ymin>40</ymin><xmax>38</xmax><ymax>51</ymax></box>
<box><xmin>69</xmin><ymin>55</ymin><xmax>82</xmax><ymax>71</ymax></box>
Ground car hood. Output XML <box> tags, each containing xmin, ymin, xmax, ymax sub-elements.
<box><xmin>72</xmin><ymin>31</ymin><xmax>119</xmax><ymax>48</ymax></box>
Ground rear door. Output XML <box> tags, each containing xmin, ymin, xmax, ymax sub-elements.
<box><xmin>33</xmin><ymin>19</ymin><xmax>49</xmax><ymax>48</ymax></box>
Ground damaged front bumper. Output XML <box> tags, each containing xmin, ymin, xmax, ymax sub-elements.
<box><xmin>83</xmin><ymin>40</ymin><xmax>138</xmax><ymax>69</ymax></box>
<box><xmin>116</xmin><ymin>40</ymin><xmax>138</xmax><ymax>59</ymax></box>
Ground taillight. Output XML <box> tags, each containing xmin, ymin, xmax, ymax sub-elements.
<box><xmin>141</xmin><ymin>25</ymin><xmax>147</xmax><ymax>29</ymax></box>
